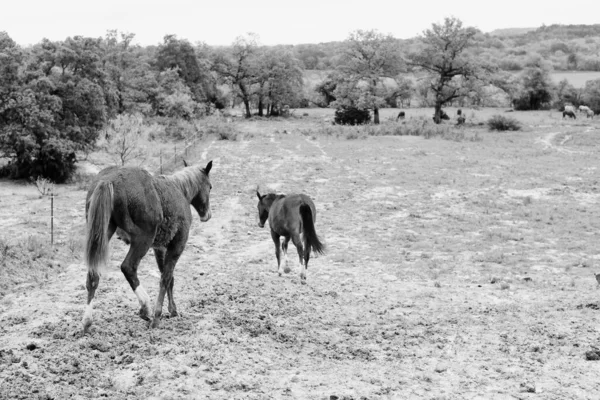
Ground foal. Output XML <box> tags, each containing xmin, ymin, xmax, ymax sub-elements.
<box><xmin>256</xmin><ymin>191</ymin><xmax>325</xmax><ymax>284</ymax></box>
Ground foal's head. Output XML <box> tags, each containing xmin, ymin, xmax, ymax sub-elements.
<box><xmin>256</xmin><ymin>190</ymin><xmax>278</xmax><ymax>228</ymax></box>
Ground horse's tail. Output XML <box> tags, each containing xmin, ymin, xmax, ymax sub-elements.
<box><xmin>299</xmin><ymin>203</ymin><xmax>325</xmax><ymax>255</ymax></box>
<box><xmin>85</xmin><ymin>181</ymin><xmax>114</xmax><ymax>274</ymax></box>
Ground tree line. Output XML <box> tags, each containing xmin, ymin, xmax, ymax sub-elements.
<box><xmin>1</xmin><ymin>19</ymin><xmax>600</xmax><ymax>182</ymax></box>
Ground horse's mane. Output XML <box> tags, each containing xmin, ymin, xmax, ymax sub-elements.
<box><xmin>165</xmin><ymin>166</ymin><xmax>208</xmax><ymax>200</ymax></box>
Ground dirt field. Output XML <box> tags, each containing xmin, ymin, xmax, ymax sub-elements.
<box><xmin>1</xmin><ymin>108</ymin><xmax>600</xmax><ymax>399</ymax></box>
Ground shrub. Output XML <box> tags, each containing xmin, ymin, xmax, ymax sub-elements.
<box><xmin>334</xmin><ymin>106</ymin><xmax>371</xmax><ymax>125</ymax></box>
<box><xmin>487</xmin><ymin>115</ymin><xmax>522</xmax><ymax>131</ymax></box>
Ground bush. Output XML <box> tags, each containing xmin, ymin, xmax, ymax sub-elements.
<box><xmin>334</xmin><ymin>106</ymin><xmax>371</xmax><ymax>125</ymax></box>
<box><xmin>487</xmin><ymin>115</ymin><xmax>522</xmax><ymax>131</ymax></box>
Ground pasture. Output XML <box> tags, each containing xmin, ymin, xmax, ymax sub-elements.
<box><xmin>1</xmin><ymin>108</ymin><xmax>600</xmax><ymax>399</ymax></box>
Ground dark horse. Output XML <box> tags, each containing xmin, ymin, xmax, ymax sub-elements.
<box><xmin>83</xmin><ymin>161</ymin><xmax>213</xmax><ymax>332</ymax></box>
<box><xmin>256</xmin><ymin>191</ymin><xmax>325</xmax><ymax>284</ymax></box>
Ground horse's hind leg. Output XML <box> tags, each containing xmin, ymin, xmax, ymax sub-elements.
<box><xmin>281</xmin><ymin>236</ymin><xmax>291</xmax><ymax>274</ymax></box>
<box><xmin>121</xmin><ymin>236</ymin><xmax>153</xmax><ymax>322</ymax></box>
<box><xmin>270</xmin><ymin>230</ymin><xmax>283</xmax><ymax>276</ymax></box>
<box><xmin>153</xmin><ymin>247</ymin><xmax>178</xmax><ymax>318</ymax></box>
<box><xmin>291</xmin><ymin>233</ymin><xmax>307</xmax><ymax>284</ymax></box>
<box><xmin>151</xmin><ymin>237</ymin><xmax>186</xmax><ymax>329</ymax></box>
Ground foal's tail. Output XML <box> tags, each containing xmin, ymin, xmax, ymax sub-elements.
<box><xmin>299</xmin><ymin>204</ymin><xmax>325</xmax><ymax>255</ymax></box>
<box><xmin>85</xmin><ymin>181</ymin><xmax>114</xmax><ymax>274</ymax></box>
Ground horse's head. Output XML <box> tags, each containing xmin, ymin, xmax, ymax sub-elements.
<box><xmin>256</xmin><ymin>190</ymin><xmax>277</xmax><ymax>228</ymax></box>
<box><xmin>190</xmin><ymin>161</ymin><xmax>213</xmax><ymax>222</ymax></box>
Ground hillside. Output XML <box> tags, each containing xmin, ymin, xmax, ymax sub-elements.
<box><xmin>489</xmin><ymin>27</ymin><xmax>537</xmax><ymax>37</ymax></box>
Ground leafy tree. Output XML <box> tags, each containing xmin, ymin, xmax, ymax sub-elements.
<box><xmin>254</xmin><ymin>48</ymin><xmax>304</xmax><ymax>116</ymax></box>
<box><xmin>513</xmin><ymin>65</ymin><xmax>555</xmax><ymax>110</ymax></box>
<box><xmin>407</xmin><ymin>17</ymin><xmax>494</xmax><ymax>123</ymax></box>
<box><xmin>338</xmin><ymin>30</ymin><xmax>403</xmax><ymax>124</ymax></box>
<box><xmin>555</xmin><ymin>78</ymin><xmax>581</xmax><ymax>109</ymax></box>
<box><xmin>0</xmin><ymin>34</ymin><xmax>111</xmax><ymax>182</ymax></box>
<box><xmin>156</xmin><ymin>35</ymin><xmax>215</xmax><ymax>105</ymax></box>
<box><xmin>582</xmin><ymin>78</ymin><xmax>600</xmax><ymax>113</ymax></box>
<box><xmin>212</xmin><ymin>34</ymin><xmax>260</xmax><ymax>118</ymax></box>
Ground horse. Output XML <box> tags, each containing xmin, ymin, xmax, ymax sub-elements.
<box><xmin>563</xmin><ymin>110</ymin><xmax>577</xmax><ymax>119</ymax></box>
<box><xmin>579</xmin><ymin>105</ymin><xmax>591</xmax><ymax>114</ymax></box>
<box><xmin>256</xmin><ymin>191</ymin><xmax>325</xmax><ymax>284</ymax></box>
<box><xmin>586</xmin><ymin>109</ymin><xmax>595</xmax><ymax>119</ymax></box>
<box><xmin>564</xmin><ymin>104</ymin><xmax>575</xmax><ymax>114</ymax></box>
<box><xmin>82</xmin><ymin>160</ymin><xmax>213</xmax><ymax>333</ymax></box>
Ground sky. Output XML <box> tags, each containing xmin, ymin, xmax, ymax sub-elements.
<box><xmin>2</xmin><ymin>0</ymin><xmax>599</xmax><ymax>47</ymax></box>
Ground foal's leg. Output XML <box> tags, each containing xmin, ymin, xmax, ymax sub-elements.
<box><xmin>281</xmin><ymin>236</ymin><xmax>291</xmax><ymax>274</ymax></box>
<box><xmin>270</xmin><ymin>230</ymin><xmax>283</xmax><ymax>276</ymax></box>
<box><xmin>121</xmin><ymin>236</ymin><xmax>154</xmax><ymax>321</ymax></box>
<box><xmin>83</xmin><ymin>223</ymin><xmax>116</xmax><ymax>334</ymax></box>
<box><xmin>291</xmin><ymin>233</ymin><xmax>307</xmax><ymax>284</ymax></box>
<box><xmin>151</xmin><ymin>237</ymin><xmax>186</xmax><ymax>328</ymax></box>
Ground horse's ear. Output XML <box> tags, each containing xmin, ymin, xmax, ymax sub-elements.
<box><xmin>183</xmin><ymin>159</ymin><xmax>188</xmax><ymax>167</ymax></box>
<box><xmin>256</xmin><ymin>190</ymin><xmax>262</xmax><ymax>200</ymax></box>
<box><xmin>204</xmin><ymin>160</ymin><xmax>212</xmax><ymax>175</ymax></box>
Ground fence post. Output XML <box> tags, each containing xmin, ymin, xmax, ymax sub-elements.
<box><xmin>50</xmin><ymin>192</ymin><xmax>54</xmax><ymax>246</ymax></box>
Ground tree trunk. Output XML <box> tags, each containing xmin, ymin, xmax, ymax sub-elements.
<box><xmin>258</xmin><ymin>98</ymin><xmax>264</xmax><ymax>117</ymax></box>
<box><xmin>433</xmin><ymin>101</ymin><xmax>443</xmax><ymax>124</ymax></box>
<box><xmin>243</xmin><ymin>99</ymin><xmax>251</xmax><ymax>118</ymax></box>
<box><xmin>373</xmin><ymin>106</ymin><xmax>380</xmax><ymax>124</ymax></box>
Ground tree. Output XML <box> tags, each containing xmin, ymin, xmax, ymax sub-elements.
<box><xmin>254</xmin><ymin>48</ymin><xmax>304</xmax><ymax>116</ymax></box>
<box><xmin>0</xmin><ymin>34</ymin><xmax>112</xmax><ymax>182</ymax></box>
<box><xmin>338</xmin><ymin>30</ymin><xmax>403</xmax><ymax>124</ymax></box>
<box><xmin>211</xmin><ymin>34</ymin><xmax>260</xmax><ymax>118</ymax></box>
<box><xmin>100</xmin><ymin>114</ymin><xmax>149</xmax><ymax>166</ymax></box>
<box><xmin>513</xmin><ymin>65</ymin><xmax>555</xmax><ymax>110</ymax></box>
<box><xmin>555</xmin><ymin>78</ymin><xmax>581</xmax><ymax>109</ymax></box>
<box><xmin>582</xmin><ymin>78</ymin><xmax>600</xmax><ymax>113</ymax></box>
<box><xmin>407</xmin><ymin>17</ymin><xmax>494</xmax><ymax>123</ymax></box>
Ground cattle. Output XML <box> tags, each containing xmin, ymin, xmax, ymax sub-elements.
<box><xmin>586</xmin><ymin>109</ymin><xmax>595</xmax><ymax>119</ymax></box>
<box><xmin>564</xmin><ymin>104</ymin><xmax>575</xmax><ymax>113</ymax></box>
<box><xmin>563</xmin><ymin>110</ymin><xmax>577</xmax><ymax>119</ymax></box>
<box><xmin>579</xmin><ymin>105</ymin><xmax>591</xmax><ymax>114</ymax></box>
<box><xmin>396</xmin><ymin>111</ymin><xmax>406</xmax><ymax>120</ymax></box>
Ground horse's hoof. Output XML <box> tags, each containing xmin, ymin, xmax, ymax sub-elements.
<box><xmin>139</xmin><ymin>307</ymin><xmax>151</xmax><ymax>321</ymax></box>
<box><xmin>150</xmin><ymin>318</ymin><xmax>160</xmax><ymax>329</ymax></box>
<box><xmin>82</xmin><ymin>319</ymin><xmax>92</xmax><ymax>334</ymax></box>
<box><xmin>284</xmin><ymin>266</ymin><xmax>291</xmax><ymax>274</ymax></box>
<box><xmin>167</xmin><ymin>310</ymin><xmax>179</xmax><ymax>318</ymax></box>
<box><xmin>278</xmin><ymin>271</ymin><xmax>282</xmax><ymax>277</ymax></box>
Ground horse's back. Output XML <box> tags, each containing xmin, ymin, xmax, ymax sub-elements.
<box><xmin>269</xmin><ymin>194</ymin><xmax>317</xmax><ymax>236</ymax></box>
<box><xmin>87</xmin><ymin>167</ymin><xmax>165</xmax><ymax>233</ymax></box>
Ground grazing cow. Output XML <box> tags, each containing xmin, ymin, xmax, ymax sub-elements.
<box><xmin>457</xmin><ymin>116</ymin><xmax>466</xmax><ymax>125</ymax></box>
<box><xmin>579</xmin><ymin>105</ymin><xmax>591</xmax><ymax>114</ymax></box>
<box><xmin>586</xmin><ymin>109</ymin><xmax>595</xmax><ymax>119</ymax></box>
<box><xmin>564</xmin><ymin>105</ymin><xmax>575</xmax><ymax>113</ymax></box>
<box><xmin>563</xmin><ymin>110</ymin><xmax>577</xmax><ymax>119</ymax></box>
<box><xmin>396</xmin><ymin>111</ymin><xmax>406</xmax><ymax>120</ymax></box>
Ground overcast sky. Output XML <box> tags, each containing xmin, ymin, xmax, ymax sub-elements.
<box><xmin>2</xmin><ymin>0</ymin><xmax>599</xmax><ymax>47</ymax></box>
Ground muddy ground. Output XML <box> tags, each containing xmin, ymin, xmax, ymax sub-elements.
<box><xmin>1</xmin><ymin>109</ymin><xmax>600</xmax><ymax>399</ymax></box>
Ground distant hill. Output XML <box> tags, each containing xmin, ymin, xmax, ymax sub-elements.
<box><xmin>489</xmin><ymin>27</ymin><xmax>537</xmax><ymax>37</ymax></box>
